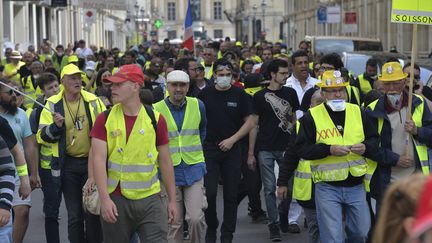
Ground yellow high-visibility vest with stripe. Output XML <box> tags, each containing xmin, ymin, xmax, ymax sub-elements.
<box><xmin>309</xmin><ymin>103</ymin><xmax>367</xmax><ymax>183</ymax></box>
<box><xmin>106</xmin><ymin>104</ymin><xmax>161</xmax><ymax>200</ymax></box>
<box><xmin>21</xmin><ymin>76</ymin><xmax>43</xmax><ymax>109</ymax></box>
<box><xmin>154</xmin><ymin>97</ymin><xmax>204</xmax><ymax>166</ymax></box>
<box><xmin>358</xmin><ymin>74</ymin><xmax>373</xmax><ymax>95</ymax></box>
<box><xmin>293</xmin><ymin>121</ymin><xmax>313</xmax><ymax>201</ymax></box>
<box><xmin>27</xmin><ymin>107</ymin><xmax>53</xmax><ymax>169</ymax></box>
<box><xmin>364</xmin><ymin>95</ymin><xmax>430</xmax><ymax>191</ymax></box>
<box><xmin>200</xmin><ymin>60</ymin><xmax>213</xmax><ymax>80</ymax></box>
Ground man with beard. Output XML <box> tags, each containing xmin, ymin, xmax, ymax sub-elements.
<box><xmin>21</xmin><ymin>61</ymin><xmax>44</xmax><ymax>110</ymax></box>
<box><xmin>159</xmin><ymin>39</ymin><xmax>176</xmax><ymax>61</ymax></box>
<box><xmin>0</xmin><ymin>79</ymin><xmax>39</xmax><ymax>243</ymax></box>
<box><xmin>249</xmin><ymin>59</ymin><xmax>299</xmax><ymax>241</ymax></box>
<box><xmin>143</xmin><ymin>57</ymin><xmax>166</xmax><ymax>103</ymax></box>
<box><xmin>154</xmin><ymin>70</ymin><xmax>208</xmax><ymax>243</ymax></box>
<box><xmin>18</xmin><ymin>52</ymin><xmax>34</xmax><ymax>79</ymax></box>
<box><xmin>366</xmin><ymin>62</ymin><xmax>432</xmax><ymax>207</ymax></box>
<box><xmin>37</xmin><ymin>64</ymin><xmax>105</xmax><ymax>243</ymax></box>
<box><xmin>173</xmin><ymin>58</ymin><xmax>199</xmax><ymax>97</ymax></box>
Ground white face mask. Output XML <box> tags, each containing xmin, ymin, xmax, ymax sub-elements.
<box><xmin>387</xmin><ymin>93</ymin><xmax>402</xmax><ymax>108</ymax></box>
<box><xmin>326</xmin><ymin>99</ymin><xmax>346</xmax><ymax>112</ymax></box>
<box><xmin>33</xmin><ymin>74</ymin><xmax>40</xmax><ymax>79</ymax></box>
<box><xmin>57</xmin><ymin>52</ymin><xmax>64</xmax><ymax>56</ymax></box>
<box><xmin>216</xmin><ymin>76</ymin><xmax>232</xmax><ymax>89</ymax></box>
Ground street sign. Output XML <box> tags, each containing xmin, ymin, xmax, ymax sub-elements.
<box><xmin>154</xmin><ymin>19</ymin><xmax>163</xmax><ymax>29</ymax></box>
<box><xmin>343</xmin><ymin>11</ymin><xmax>358</xmax><ymax>33</ymax></box>
<box><xmin>84</xmin><ymin>9</ymin><xmax>96</xmax><ymax>24</ymax></box>
<box><xmin>317</xmin><ymin>6</ymin><xmax>327</xmax><ymax>24</ymax></box>
<box><xmin>326</xmin><ymin>5</ymin><xmax>341</xmax><ymax>23</ymax></box>
<box><xmin>391</xmin><ymin>0</ymin><xmax>432</xmax><ymax>25</ymax></box>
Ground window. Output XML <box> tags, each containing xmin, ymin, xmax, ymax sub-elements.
<box><xmin>192</xmin><ymin>0</ymin><xmax>201</xmax><ymax>21</ymax></box>
<box><xmin>167</xmin><ymin>2</ymin><xmax>176</xmax><ymax>21</ymax></box>
<box><xmin>214</xmin><ymin>2</ymin><xmax>222</xmax><ymax>20</ymax></box>
<box><xmin>168</xmin><ymin>30</ymin><xmax>177</xmax><ymax>40</ymax></box>
<box><xmin>214</xmin><ymin>29</ymin><xmax>223</xmax><ymax>39</ymax></box>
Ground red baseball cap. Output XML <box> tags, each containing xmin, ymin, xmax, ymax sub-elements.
<box><xmin>412</xmin><ymin>177</ymin><xmax>432</xmax><ymax>237</ymax></box>
<box><xmin>105</xmin><ymin>64</ymin><xmax>144</xmax><ymax>85</ymax></box>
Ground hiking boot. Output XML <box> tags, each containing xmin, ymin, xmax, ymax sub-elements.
<box><xmin>269</xmin><ymin>224</ymin><xmax>282</xmax><ymax>242</ymax></box>
<box><xmin>287</xmin><ymin>223</ymin><xmax>301</xmax><ymax>233</ymax></box>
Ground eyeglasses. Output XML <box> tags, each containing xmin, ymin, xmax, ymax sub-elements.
<box><xmin>319</xmin><ymin>66</ymin><xmax>335</xmax><ymax>71</ymax></box>
<box><xmin>196</xmin><ymin>68</ymin><xmax>204</xmax><ymax>73</ymax></box>
<box><xmin>203</xmin><ymin>53</ymin><xmax>213</xmax><ymax>56</ymax></box>
<box><xmin>1</xmin><ymin>89</ymin><xmax>20</xmax><ymax>96</ymax></box>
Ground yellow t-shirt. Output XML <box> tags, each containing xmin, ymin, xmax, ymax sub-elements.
<box><xmin>3</xmin><ymin>61</ymin><xmax>25</xmax><ymax>83</ymax></box>
<box><xmin>63</xmin><ymin>97</ymin><xmax>91</xmax><ymax>157</ymax></box>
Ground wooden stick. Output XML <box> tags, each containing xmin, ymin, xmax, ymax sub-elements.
<box><xmin>405</xmin><ymin>23</ymin><xmax>418</xmax><ymax>156</ymax></box>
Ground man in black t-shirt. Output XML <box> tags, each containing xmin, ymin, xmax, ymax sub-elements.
<box><xmin>198</xmin><ymin>60</ymin><xmax>255</xmax><ymax>243</ymax></box>
<box><xmin>249</xmin><ymin>59</ymin><xmax>299</xmax><ymax>241</ymax></box>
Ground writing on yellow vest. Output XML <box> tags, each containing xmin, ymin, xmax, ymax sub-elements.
<box><xmin>309</xmin><ymin>103</ymin><xmax>367</xmax><ymax>183</ymax></box>
<box><xmin>106</xmin><ymin>104</ymin><xmax>161</xmax><ymax>200</ymax></box>
<box><xmin>154</xmin><ymin>97</ymin><xmax>204</xmax><ymax>166</ymax></box>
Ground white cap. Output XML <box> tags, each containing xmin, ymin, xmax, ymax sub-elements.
<box><xmin>167</xmin><ymin>70</ymin><xmax>190</xmax><ymax>83</ymax></box>
<box><xmin>86</xmin><ymin>61</ymin><xmax>96</xmax><ymax>71</ymax></box>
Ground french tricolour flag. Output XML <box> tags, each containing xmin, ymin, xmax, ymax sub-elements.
<box><xmin>183</xmin><ymin>0</ymin><xmax>194</xmax><ymax>51</ymax></box>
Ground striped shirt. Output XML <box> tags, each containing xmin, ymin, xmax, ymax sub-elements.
<box><xmin>0</xmin><ymin>135</ymin><xmax>15</xmax><ymax>211</ymax></box>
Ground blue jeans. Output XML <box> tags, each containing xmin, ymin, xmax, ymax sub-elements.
<box><xmin>315</xmin><ymin>182</ymin><xmax>370</xmax><ymax>243</ymax></box>
<box><xmin>40</xmin><ymin>168</ymin><xmax>62</xmax><ymax>243</ymax></box>
<box><xmin>0</xmin><ymin>209</ymin><xmax>12</xmax><ymax>243</ymax></box>
<box><xmin>257</xmin><ymin>150</ymin><xmax>285</xmax><ymax>225</ymax></box>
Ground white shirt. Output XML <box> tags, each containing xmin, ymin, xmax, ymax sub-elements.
<box><xmin>75</xmin><ymin>47</ymin><xmax>94</xmax><ymax>59</ymax></box>
<box><xmin>285</xmin><ymin>74</ymin><xmax>319</xmax><ymax>118</ymax></box>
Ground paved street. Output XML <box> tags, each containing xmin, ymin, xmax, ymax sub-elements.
<box><xmin>24</xmin><ymin>186</ymin><xmax>308</xmax><ymax>243</ymax></box>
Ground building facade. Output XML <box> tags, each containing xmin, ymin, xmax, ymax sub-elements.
<box><xmin>283</xmin><ymin>0</ymin><xmax>432</xmax><ymax>57</ymax></box>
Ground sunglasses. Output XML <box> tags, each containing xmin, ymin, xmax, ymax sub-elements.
<box><xmin>1</xmin><ymin>89</ymin><xmax>21</xmax><ymax>96</ymax></box>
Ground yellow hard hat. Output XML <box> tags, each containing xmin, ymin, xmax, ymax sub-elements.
<box><xmin>317</xmin><ymin>70</ymin><xmax>348</xmax><ymax>88</ymax></box>
<box><xmin>68</xmin><ymin>55</ymin><xmax>78</xmax><ymax>63</ymax></box>
<box><xmin>235</xmin><ymin>41</ymin><xmax>243</xmax><ymax>47</ymax></box>
<box><xmin>61</xmin><ymin>64</ymin><xmax>84</xmax><ymax>79</ymax></box>
<box><xmin>378</xmin><ymin>62</ymin><xmax>407</xmax><ymax>82</ymax></box>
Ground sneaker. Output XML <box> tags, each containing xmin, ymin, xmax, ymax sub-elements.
<box><xmin>251</xmin><ymin>210</ymin><xmax>267</xmax><ymax>224</ymax></box>
<box><xmin>183</xmin><ymin>229</ymin><xmax>190</xmax><ymax>240</ymax></box>
<box><xmin>269</xmin><ymin>224</ymin><xmax>282</xmax><ymax>242</ymax></box>
<box><xmin>287</xmin><ymin>223</ymin><xmax>301</xmax><ymax>234</ymax></box>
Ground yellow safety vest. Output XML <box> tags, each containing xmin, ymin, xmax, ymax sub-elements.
<box><xmin>309</xmin><ymin>103</ymin><xmax>367</xmax><ymax>183</ymax></box>
<box><xmin>21</xmin><ymin>76</ymin><xmax>43</xmax><ymax>109</ymax></box>
<box><xmin>347</xmin><ymin>85</ymin><xmax>361</xmax><ymax>105</ymax></box>
<box><xmin>106</xmin><ymin>104</ymin><xmax>161</xmax><ymax>200</ymax></box>
<box><xmin>293</xmin><ymin>121</ymin><xmax>313</xmax><ymax>201</ymax></box>
<box><xmin>200</xmin><ymin>60</ymin><xmax>213</xmax><ymax>80</ymax></box>
<box><xmin>154</xmin><ymin>97</ymin><xmax>204</xmax><ymax>166</ymax></box>
<box><xmin>358</xmin><ymin>74</ymin><xmax>373</xmax><ymax>95</ymax></box>
<box><xmin>52</xmin><ymin>54</ymin><xmax>69</xmax><ymax>72</ymax></box>
<box><xmin>111</xmin><ymin>67</ymin><xmax>119</xmax><ymax>75</ymax></box>
<box><xmin>364</xmin><ymin>95</ymin><xmax>430</xmax><ymax>191</ymax></box>
<box><xmin>27</xmin><ymin>107</ymin><xmax>53</xmax><ymax>169</ymax></box>
<box><xmin>3</xmin><ymin>61</ymin><xmax>25</xmax><ymax>83</ymax></box>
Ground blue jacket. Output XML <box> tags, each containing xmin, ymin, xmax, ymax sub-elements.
<box><xmin>365</xmin><ymin>94</ymin><xmax>432</xmax><ymax>200</ymax></box>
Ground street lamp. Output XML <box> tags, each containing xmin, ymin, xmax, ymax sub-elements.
<box><xmin>252</xmin><ymin>4</ymin><xmax>257</xmax><ymax>43</ymax></box>
<box><xmin>261</xmin><ymin>0</ymin><xmax>267</xmax><ymax>40</ymax></box>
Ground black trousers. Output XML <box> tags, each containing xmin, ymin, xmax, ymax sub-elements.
<box><xmin>236</xmin><ymin>144</ymin><xmax>263</xmax><ymax>214</ymax></box>
<box><xmin>204</xmin><ymin>143</ymin><xmax>242</xmax><ymax>241</ymax></box>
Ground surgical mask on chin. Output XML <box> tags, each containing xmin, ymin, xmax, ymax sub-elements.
<box><xmin>387</xmin><ymin>93</ymin><xmax>402</xmax><ymax>107</ymax></box>
<box><xmin>216</xmin><ymin>76</ymin><xmax>232</xmax><ymax>89</ymax></box>
<box><xmin>326</xmin><ymin>99</ymin><xmax>346</xmax><ymax>112</ymax></box>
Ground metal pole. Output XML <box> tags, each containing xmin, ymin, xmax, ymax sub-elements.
<box><xmin>363</xmin><ymin>0</ymin><xmax>368</xmax><ymax>36</ymax></box>
<box><xmin>0</xmin><ymin>0</ymin><xmax>3</xmax><ymax>61</ymax></box>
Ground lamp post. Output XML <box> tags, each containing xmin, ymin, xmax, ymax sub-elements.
<box><xmin>261</xmin><ymin>0</ymin><xmax>267</xmax><ymax>41</ymax></box>
<box><xmin>252</xmin><ymin>4</ymin><xmax>257</xmax><ymax>43</ymax></box>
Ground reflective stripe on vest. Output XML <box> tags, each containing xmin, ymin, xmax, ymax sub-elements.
<box><xmin>154</xmin><ymin>97</ymin><xmax>204</xmax><ymax>166</ymax></box>
<box><xmin>293</xmin><ymin>159</ymin><xmax>313</xmax><ymax>201</ymax></box>
<box><xmin>106</xmin><ymin>104</ymin><xmax>160</xmax><ymax>200</ymax></box>
<box><xmin>358</xmin><ymin>74</ymin><xmax>373</xmax><ymax>95</ymax></box>
<box><xmin>309</xmin><ymin>103</ymin><xmax>367</xmax><ymax>183</ymax></box>
<box><xmin>40</xmin><ymin>144</ymin><xmax>52</xmax><ymax>169</ymax></box>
